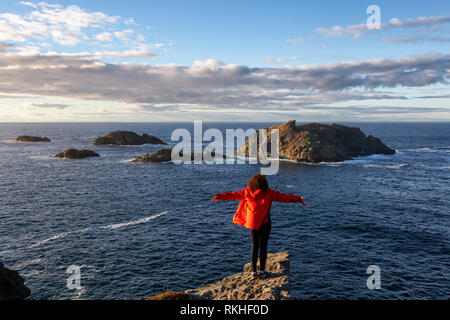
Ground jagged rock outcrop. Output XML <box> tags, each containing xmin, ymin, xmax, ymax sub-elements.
<box><xmin>131</xmin><ymin>147</ymin><xmax>173</xmax><ymax>163</ymax></box>
<box><xmin>131</xmin><ymin>147</ymin><xmax>227</xmax><ymax>163</ymax></box>
<box><xmin>14</xmin><ymin>136</ymin><xmax>51</xmax><ymax>142</ymax></box>
<box><xmin>55</xmin><ymin>148</ymin><xmax>100</xmax><ymax>159</ymax></box>
<box><xmin>238</xmin><ymin>120</ymin><xmax>395</xmax><ymax>163</ymax></box>
<box><xmin>148</xmin><ymin>252</ymin><xmax>291</xmax><ymax>300</ymax></box>
<box><xmin>93</xmin><ymin>131</ymin><xmax>166</xmax><ymax>146</ymax></box>
<box><xmin>0</xmin><ymin>262</ymin><xmax>31</xmax><ymax>300</ymax></box>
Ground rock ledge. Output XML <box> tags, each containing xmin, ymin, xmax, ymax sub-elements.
<box><xmin>148</xmin><ymin>252</ymin><xmax>291</xmax><ymax>300</ymax></box>
<box><xmin>0</xmin><ymin>262</ymin><xmax>31</xmax><ymax>300</ymax></box>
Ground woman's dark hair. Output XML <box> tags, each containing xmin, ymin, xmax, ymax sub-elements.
<box><xmin>247</xmin><ymin>174</ymin><xmax>269</xmax><ymax>191</ymax></box>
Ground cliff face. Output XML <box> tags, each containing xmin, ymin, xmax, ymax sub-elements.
<box><xmin>237</xmin><ymin>120</ymin><xmax>395</xmax><ymax>163</ymax></box>
<box><xmin>0</xmin><ymin>262</ymin><xmax>31</xmax><ymax>300</ymax></box>
<box><xmin>148</xmin><ymin>252</ymin><xmax>291</xmax><ymax>300</ymax></box>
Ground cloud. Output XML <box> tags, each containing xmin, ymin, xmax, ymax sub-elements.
<box><xmin>388</xmin><ymin>16</ymin><xmax>450</xmax><ymax>28</ymax></box>
<box><xmin>0</xmin><ymin>2</ymin><xmax>122</xmax><ymax>46</ymax></box>
<box><xmin>265</xmin><ymin>56</ymin><xmax>299</xmax><ymax>64</ymax></box>
<box><xmin>0</xmin><ymin>45</ymin><xmax>448</xmax><ymax>111</ymax></box>
<box><xmin>315</xmin><ymin>15</ymin><xmax>450</xmax><ymax>38</ymax></box>
<box><xmin>28</xmin><ymin>102</ymin><xmax>69</xmax><ymax>109</ymax></box>
<box><xmin>94</xmin><ymin>32</ymin><xmax>112</xmax><ymax>42</ymax></box>
<box><xmin>18</xmin><ymin>1</ymin><xmax>38</xmax><ymax>9</ymax></box>
<box><xmin>298</xmin><ymin>105</ymin><xmax>449</xmax><ymax>115</ymax></box>
<box><xmin>316</xmin><ymin>24</ymin><xmax>368</xmax><ymax>38</ymax></box>
<box><xmin>113</xmin><ymin>29</ymin><xmax>134</xmax><ymax>41</ymax></box>
<box><xmin>286</xmin><ymin>37</ymin><xmax>315</xmax><ymax>44</ymax></box>
<box><xmin>381</xmin><ymin>35</ymin><xmax>450</xmax><ymax>43</ymax></box>
<box><xmin>94</xmin><ymin>46</ymin><xmax>158</xmax><ymax>59</ymax></box>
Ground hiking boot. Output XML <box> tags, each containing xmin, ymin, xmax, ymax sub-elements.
<box><xmin>251</xmin><ymin>271</ymin><xmax>258</xmax><ymax>279</ymax></box>
<box><xmin>259</xmin><ymin>270</ymin><xmax>269</xmax><ymax>279</ymax></box>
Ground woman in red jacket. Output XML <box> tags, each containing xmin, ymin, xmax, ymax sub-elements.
<box><xmin>211</xmin><ymin>174</ymin><xmax>306</xmax><ymax>279</ymax></box>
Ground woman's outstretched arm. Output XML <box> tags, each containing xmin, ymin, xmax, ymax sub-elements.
<box><xmin>211</xmin><ymin>189</ymin><xmax>246</xmax><ymax>202</ymax></box>
<box><xmin>271</xmin><ymin>190</ymin><xmax>307</xmax><ymax>206</ymax></box>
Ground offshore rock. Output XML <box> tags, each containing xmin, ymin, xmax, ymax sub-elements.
<box><xmin>55</xmin><ymin>148</ymin><xmax>100</xmax><ymax>159</ymax></box>
<box><xmin>92</xmin><ymin>131</ymin><xmax>166</xmax><ymax>146</ymax></box>
<box><xmin>237</xmin><ymin>120</ymin><xmax>395</xmax><ymax>163</ymax></box>
<box><xmin>14</xmin><ymin>136</ymin><xmax>51</xmax><ymax>142</ymax></box>
<box><xmin>131</xmin><ymin>147</ymin><xmax>227</xmax><ymax>163</ymax></box>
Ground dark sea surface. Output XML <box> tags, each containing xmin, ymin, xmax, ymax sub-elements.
<box><xmin>0</xmin><ymin>122</ymin><xmax>449</xmax><ymax>300</ymax></box>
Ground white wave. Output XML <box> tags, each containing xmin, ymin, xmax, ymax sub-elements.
<box><xmin>362</xmin><ymin>163</ymin><xmax>408</xmax><ymax>169</ymax></box>
<box><xmin>12</xmin><ymin>258</ymin><xmax>42</xmax><ymax>270</ymax></box>
<box><xmin>406</xmin><ymin>147</ymin><xmax>450</xmax><ymax>153</ymax></box>
<box><xmin>21</xmin><ymin>269</ymin><xmax>42</xmax><ymax>277</ymax></box>
<box><xmin>0</xmin><ymin>249</ymin><xmax>15</xmax><ymax>256</ymax></box>
<box><xmin>141</xmin><ymin>143</ymin><xmax>169</xmax><ymax>146</ymax></box>
<box><xmin>27</xmin><ymin>211</ymin><xmax>168</xmax><ymax>249</ymax></box>
<box><xmin>28</xmin><ymin>155</ymin><xmax>54</xmax><ymax>160</ymax></box>
<box><xmin>101</xmin><ymin>211</ymin><xmax>168</xmax><ymax>230</ymax></box>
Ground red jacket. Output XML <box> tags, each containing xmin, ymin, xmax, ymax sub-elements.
<box><xmin>215</xmin><ymin>187</ymin><xmax>303</xmax><ymax>230</ymax></box>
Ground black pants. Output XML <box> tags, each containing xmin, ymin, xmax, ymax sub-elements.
<box><xmin>249</xmin><ymin>221</ymin><xmax>271</xmax><ymax>272</ymax></box>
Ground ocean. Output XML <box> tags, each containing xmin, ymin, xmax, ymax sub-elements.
<box><xmin>0</xmin><ymin>122</ymin><xmax>449</xmax><ymax>299</ymax></box>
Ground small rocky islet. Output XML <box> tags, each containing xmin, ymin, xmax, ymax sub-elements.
<box><xmin>55</xmin><ymin>148</ymin><xmax>100</xmax><ymax>159</ymax></box>
<box><xmin>238</xmin><ymin>120</ymin><xmax>395</xmax><ymax>163</ymax></box>
<box><xmin>130</xmin><ymin>148</ymin><xmax>227</xmax><ymax>163</ymax></box>
<box><xmin>13</xmin><ymin>136</ymin><xmax>51</xmax><ymax>142</ymax></box>
<box><xmin>92</xmin><ymin>130</ymin><xmax>167</xmax><ymax>146</ymax></box>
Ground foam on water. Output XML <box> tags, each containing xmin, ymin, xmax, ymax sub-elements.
<box><xmin>1</xmin><ymin>211</ymin><xmax>168</xmax><ymax>254</ymax></box>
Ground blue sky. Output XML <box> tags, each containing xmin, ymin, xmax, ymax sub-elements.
<box><xmin>0</xmin><ymin>0</ymin><xmax>449</xmax><ymax>121</ymax></box>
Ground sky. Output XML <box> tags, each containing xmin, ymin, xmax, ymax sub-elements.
<box><xmin>0</xmin><ymin>0</ymin><xmax>449</xmax><ymax>122</ymax></box>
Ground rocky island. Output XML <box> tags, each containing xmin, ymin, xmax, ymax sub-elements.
<box><xmin>13</xmin><ymin>136</ymin><xmax>51</xmax><ymax>143</ymax></box>
<box><xmin>131</xmin><ymin>147</ymin><xmax>173</xmax><ymax>162</ymax></box>
<box><xmin>55</xmin><ymin>148</ymin><xmax>100</xmax><ymax>159</ymax></box>
<box><xmin>130</xmin><ymin>147</ymin><xmax>227</xmax><ymax>163</ymax></box>
<box><xmin>93</xmin><ymin>131</ymin><xmax>166</xmax><ymax>146</ymax></box>
<box><xmin>148</xmin><ymin>252</ymin><xmax>291</xmax><ymax>300</ymax></box>
<box><xmin>0</xmin><ymin>262</ymin><xmax>31</xmax><ymax>300</ymax></box>
<box><xmin>238</xmin><ymin>120</ymin><xmax>395</xmax><ymax>163</ymax></box>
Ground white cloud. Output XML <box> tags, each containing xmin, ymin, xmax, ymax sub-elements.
<box><xmin>50</xmin><ymin>29</ymin><xmax>80</xmax><ymax>45</ymax></box>
<box><xmin>19</xmin><ymin>1</ymin><xmax>38</xmax><ymax>9</ymax></box>
<box><xmin>315</xmin><ymin>15</ymin><xmax>450</xmax><ymax>38</ymax></box>
<box><xmin>388</xmin><ymin>16</ymin><xmax>450</xmax><ymax>28</ymax></box>
<box><xmin>28</xmin><ymin>102</ymin><xmax>69</xmax><ymax>109</ymax></box>
<box><xmin>113</xmin><ymin>29</ymin><xmax>134</xmax><ymax>41</ymax></box>
<box><xmin>0</xmin><ymin>2</ymin><xmax>121</xmax><ymax>46</ymax></box>
<box><xmin>0</xmin><ymin>45</ymin><xmax>448</xmax><ymax>111</ymax></box>
<box><xmin>265</xmin><ymin>56</ymin><xmax>299</xmax><ymax>64</ymax></box>
<box><xmin>286</xmin><ymin>37</ymin><xmax>315</xmax><ymax>44</ymax></box>
<box><xmin>94</xmin><ymin>32</ymin><xmax>112</xmax><ymax>42</ymax></box>
<box><xmin>316</xmin><ymin>24</ymin><xmax>368</xmax><ymax>38</ymax></box>
<box><xmin>381</xmin><ymin>35</ymin><xmax>450</xmax><ymax>43</ymax></box>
